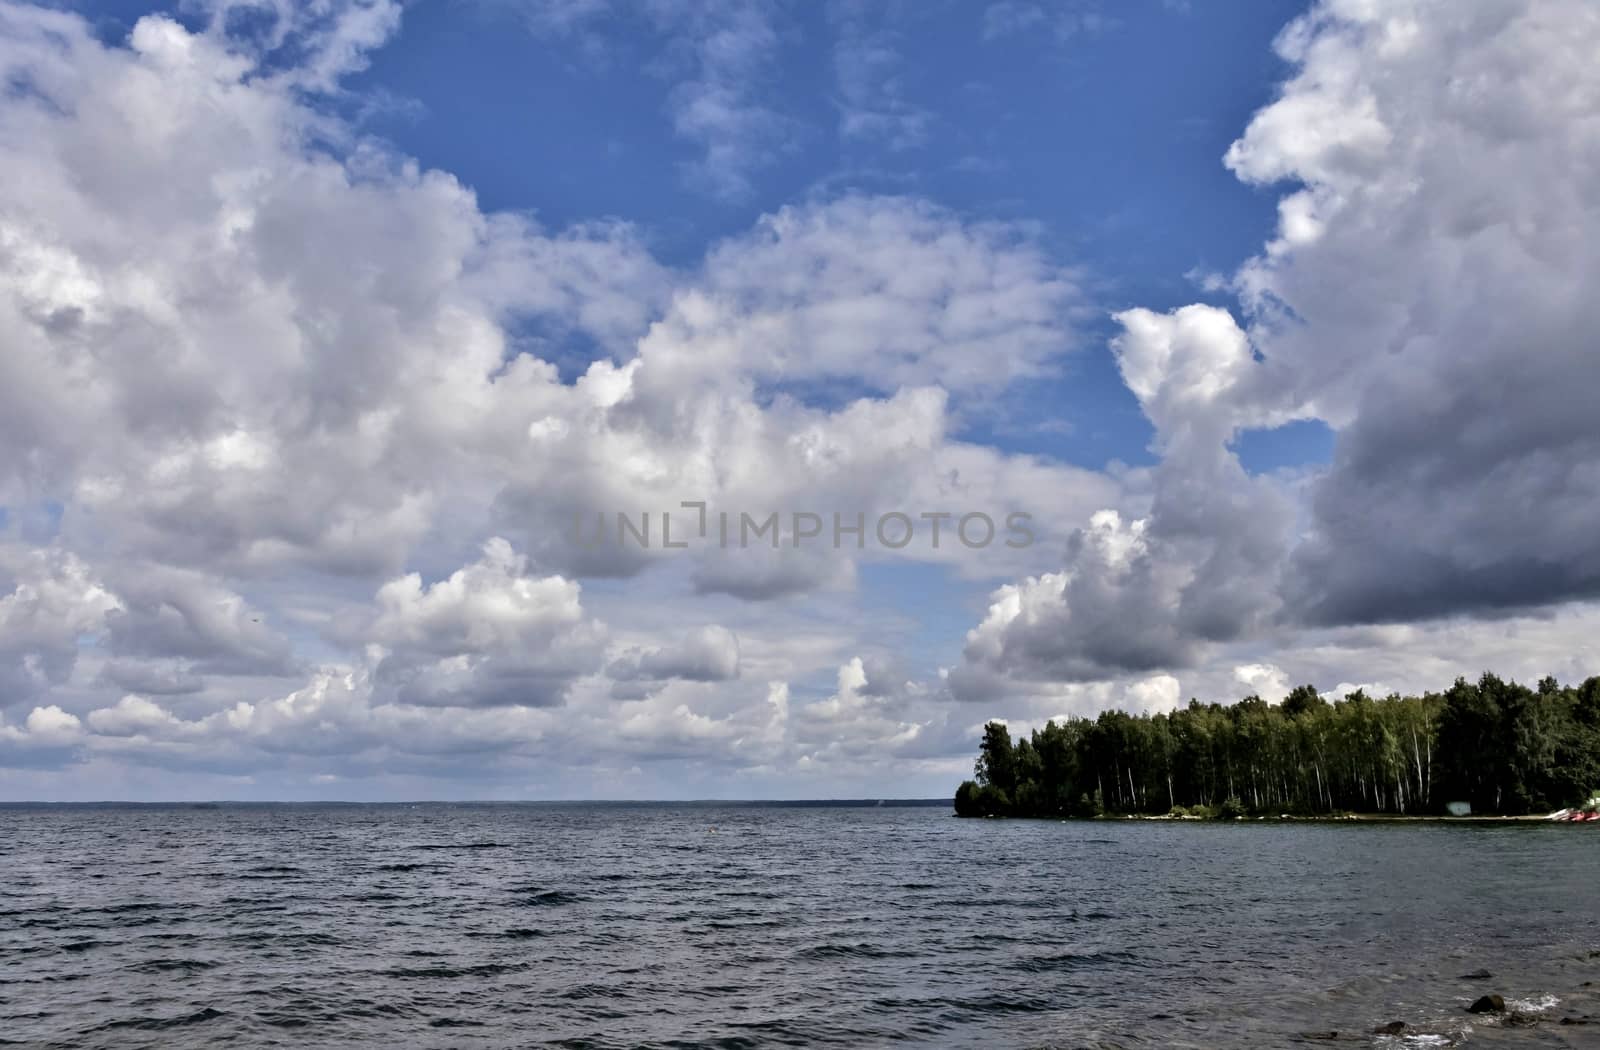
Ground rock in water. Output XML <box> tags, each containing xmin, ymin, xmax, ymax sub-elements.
<box><xmin>1468</xmin><ymin>994</ymin><xmax>1507</xmax><ymax>1014</ymax></box>
<box><xmin>1458</xmin><ymin>969</ymin><xmax>1493</xmax><ymax>980</ymax></box>
<box><xmin>1373</xmin><ymin>1020</ymin><xmax>1408</xmax><ymax>1035</ymax></box>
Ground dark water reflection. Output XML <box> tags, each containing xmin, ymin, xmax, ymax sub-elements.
<box><xmin>3</xmin><ymin>804</ymin><xmax>1599</xmax><ymax>1047</ymax></box>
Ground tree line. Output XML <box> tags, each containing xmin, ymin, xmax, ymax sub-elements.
<box><xmin>954</xmin><ymin>673</ymin><xmax>1600</xmax><ymax>818</ymax></box>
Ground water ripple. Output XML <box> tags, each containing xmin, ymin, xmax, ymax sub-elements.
<box><xmin>2</xmin><ymin>804</ymin><xmax>1598</xmax><ymax>1048</ymax></box>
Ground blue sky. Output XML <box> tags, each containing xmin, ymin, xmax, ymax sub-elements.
<box><xmin>2</xmin><ymin>0</ymin><xmax>1596</xmax><ymax>799</ymax></box>
<box><xmin>322</xmin><ymin>0</ymin><xmax>1323</xmax><ymax>700</ymax></box>
<box><xmin>71</xmin><ymin>0</ymin><xmax>1321</xmax><ymax>478</ymax></box>
<box><xmin>334</xmin><ymin>0</ymin><xmax>1309</xmax><ymax>474</ymax></box>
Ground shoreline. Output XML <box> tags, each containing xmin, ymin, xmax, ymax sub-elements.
<box><xmin>963</xmin><ymin>812</ymin><xmax>1569</xmax><ymax>823</ymax></box>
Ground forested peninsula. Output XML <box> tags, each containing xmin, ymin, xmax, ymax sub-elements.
<box><xmin>954</xmin><ymin>673</ymin><xmax>1600</xmax><ymax>819</ymax></box>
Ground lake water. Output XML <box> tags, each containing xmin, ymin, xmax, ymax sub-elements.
<box><xmin>3</xmin><ymin>803</ymin><xmax>1599</xmax><ymax>1048</ymax></box>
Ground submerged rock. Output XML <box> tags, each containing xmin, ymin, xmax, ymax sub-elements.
<box><xmin>1372</xmin><ymin>1020</ymin><xmax>1408</xmax><ymax>1035</ymax></box>
<box><xmin>1467</xmin><ymin>994</ymin><xmax>1507</xmax><ymax>1014</ymax></box>
<box><xmin>1458</xmin><ymin>968</ymin><xmax>1493</xmax><ymax>980</ymax></box>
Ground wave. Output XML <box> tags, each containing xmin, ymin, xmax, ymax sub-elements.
<box><xmin>378</xmin><ymin>961</ymin><xmax>528</xmax><ymax>979</ymax></box>
<box><xmin>85</xmin><ymin>1007</ymin><xmax>226</xmax><ymax>1033</ymax></box>
<box><xmin>512</xmin><ymin>888</ymin><xmax>583</xmax><ymax>906</ymax></box>
<box><xmin>798</xmin><ymin>943</ymin><xmax>917</xmax><ymax>960</ymax></box>
<box><xmin>1009</xmin><ymin>949</ymin><xmax>1139</xmax><ymax>973</ymax></box>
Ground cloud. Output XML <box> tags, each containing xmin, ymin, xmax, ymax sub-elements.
<box><xmin>103</xmin><ymin>564</ymin><xmax>295</xmax><ymax>677</ymax></box>
<box><xmin>949</xmin><ymin>304</ymin><xmax>1296</xmax><ymax>691</ymax></box>
<box><xmin>689</xmin><ymin>542</ymin><xmax>858</xmax><ymax>602</ymax></box>
<box><xmin>656</xmin><ymin>0</ymin><xmax>794</xmax><ymax>199</ymax></box>
<box><xmin>21</xmin><ymin>666</ymin><xmax>565</xmax><ymax>777</ymax></box>
<box><xmin>366</xmin><ymin>538</ymin><xmax>606</xmax><ymax>708</ymax></box>
<box><xmin>488</xmin><ymin>198</ymin><xmax>1100</xmax><ymax>589</ymax></box>
<box><xmin>0</xmin><ymin>703</ymin><xmax>86</xmax><ymax>768</ymax></box>
<box><xmin>179</xmin><ymin>0</ymin><xmax>404</xmax><ymax>93</ymax></box>
<box><xmin>98</xmin><ymin>659</ymin><xmax>206</xmax><ymax>697</ymax></box>
<box><xmin>0</xmin><ymin>0</ymin><xmax>1102</xmax><ymax>795</ymax></box>
<box><xmin>687</xmin><ymin>196</ymin><xmax>1082</xmax><ymax>394</ymax></box>
<box><xmin>1111</xmin><ymin>304</ymin><xmax>1281</xmax><ymax>444</ymax></box>
<box><xmin>952</xmin><ymin>0</ymin><xmax>1600</xmax><ymax>701</ymax></box>
<box><xmin>828</xmin><ymin>1</ymin><xmax>933</xmax><ymax>150</ymax></box>
<box><xmin>980</xmin><ymin>1</ymin><xmax>1113</xmax><ymax>45</ymax></box>
<box><xmin>607</xmin><ymin>625</ymin><xmax>742</xmax><ymax>688</ymax></box>
<box><xmin>504</xmin><ymin>0</ymin><xmax>794</xmax><ymax>199</ymax></box>
<box><xmin>1223</xmin><ymin>0</ymin><xmax>1600</xmax><ymax>625</ymax></box>
<box><xmin>0</xmin><ymin>546</ymin><xmax>120</xmax><ymax>706</ymax></box>
<box><xmin>86</xmin><ymin>695</ymin><xmax>183</xmax><ymax>737</ymax></box>
<box><xmin>949</xmin><ymin>511</ymin><xmax>1194</xmax><ymax>694</ymax></box>
<box><xmin>0</xmin><ymin>2</ymin><xmax>507</xmax><ymax>578</ymax></box>
<box><xmin>786</xmin><ymin>657</ymin><xmax>948</xmax><ymax>768</ymax></box>
<box><xmin>1232</xmin><ymin>662</ymin><xmax>1290</xmax><ymax>704</ymax></box>
<box><xmin>1</xmin><ymin>3</ymin><xmax>1083</xmax><ymax>600</ymax></box>
<box><xmin>4</xmin><ymin>0</ymin><xmax>1598</xmax><ymax>798</ymax></box>
<box><xmin>18</xmin><ymin>704</ymin><xmax>82</xmax><ymax>741</ymax></box>
<box><xmin>1126</xmin><ymin>674</ymin><xmax>1181</xmax><ymax>715</ymax></box>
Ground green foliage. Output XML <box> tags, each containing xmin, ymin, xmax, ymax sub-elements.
<box><xmin>952</xmin><ymin>672</ymin><xmax>1600</xmax><ymax>819</ymax></box>
<box><xmin>973</xmin><ymin>784</ymin><xmax>1010</xmax><ymax>815</ymax></box>
<box><xmin>1282</xmin><ymin>684</ymin><xmax>1326</xmax><ymax>718</ymax></box>
<box><xmin>953</xmin><ymin>780</ymin><xmax>981</xmax><ymax>818</ymax></box>
<box><xmin>975</xmin><ymin>722</ymin><xmax>1016</xmax><ymax>795</ymax></box>
<box><xmin>1216</xmin><ymin>796</ymin><xmax>1248</xmax><ymax>821</ymax></box>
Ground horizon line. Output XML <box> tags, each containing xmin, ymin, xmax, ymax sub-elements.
<box><xmin>0</xmin><ymin>796</ymin><xmax>954</xmax><ymax>806</ymax></box>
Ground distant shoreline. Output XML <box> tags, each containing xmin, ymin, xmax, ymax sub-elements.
<box><xmin>970</xmin><ymin>812</ymin><xmax>1568</xmax><ymax>824</ymax></box>
<box><xmin>0</xmin><ymin>798</ymin><xmax>953</xmax><ymax>809</ymax></box>
<box><xmin>0</xmin><ymin>801</ymin><xmax>1577</xmax><ymax>822</ymax></box>
<box><xmin>954</xmin><ymin>672</ymin><xmax>1600</xmax><ymax>823</ymax></box>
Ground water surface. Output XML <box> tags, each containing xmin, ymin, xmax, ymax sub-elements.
<box><xmin>3</xmin><ymin>804</ymin><xmax>1598</xmax><ymax>1047</ymax></box>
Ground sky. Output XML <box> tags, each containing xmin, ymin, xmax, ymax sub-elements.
<box><xmin>1</xmin><ymin>0</ymin><xmax>1598</xmax><ymax>801</ymax></box>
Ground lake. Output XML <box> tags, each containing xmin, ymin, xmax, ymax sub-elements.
<box><xmin>3</xmin><ymin>803</ymin><xmax>1598</xmax><ymax>1047</ymax></box>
